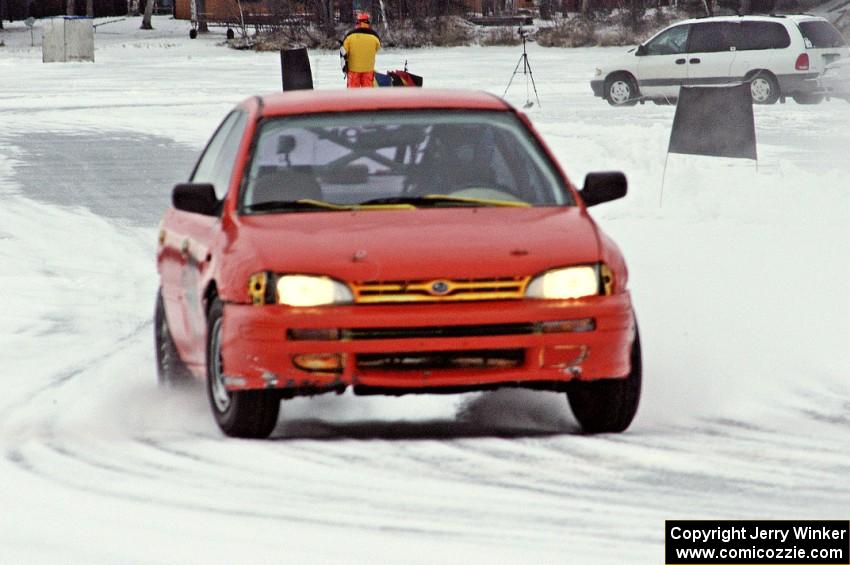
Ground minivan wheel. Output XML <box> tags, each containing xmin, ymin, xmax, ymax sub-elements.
<box><xmin>749</xmin><ymin>72</ymin><xmax>780</xmax><ymax>104</ymax></box>
<box><xmin>792</xmin><ymin>93</ymin><xmax>824</xmax><ymax>105</ymax></box>
<box><xmin>567</xmin><ymin>328</ymin><xmax>642</xmax><ymax>434</ymax></box>
<box><xmin>206</xmin><ymin>298</ymin><xmax>280</xmax><ymax>439</ymax></box>
<box><xmin>605</xmin><ymin>73</ymin><xmax>639</xmax><ymax>106</ymax></box>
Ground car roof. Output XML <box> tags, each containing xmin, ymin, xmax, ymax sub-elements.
<box><xmin>254</xmin><ymin>88</ymin><xmax>512</xmax><ymax>118</ymax></box>
<box><xmin>676</xmin><ymin>13</ymin><xmax>827</xmax><ymax>25</ymax></box>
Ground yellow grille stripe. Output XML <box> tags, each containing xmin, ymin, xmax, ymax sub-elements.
<box><xmin>352</xmin><ymin>277</ymin><xmax>531</xmax><ymax>303</ymax></box>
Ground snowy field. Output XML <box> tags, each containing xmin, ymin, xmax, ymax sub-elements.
<box><xmin>1</xmin><ymin>15</ymin><xmax>848</xmax><ymax>564</ymax></box>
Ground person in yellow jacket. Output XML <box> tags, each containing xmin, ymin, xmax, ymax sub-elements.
<box><xmin>341</xmin><ymin>12</ymin><xmax>381</xmax><ymax>88</ymax></box>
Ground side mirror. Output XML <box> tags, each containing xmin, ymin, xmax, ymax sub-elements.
<box><xmin>580</xmin><ymin>172</ymin><xmax>627</xmax><ymax>207</ymax></box>
<box><xmin>636</xmin><ymin>44</ymin><xmax>647</xmax><ymax>56</ymax></box>
<box><xmin>172</xmin><ymin>183</ymin><xmax>219</xmax><ymax>216</ymax></box>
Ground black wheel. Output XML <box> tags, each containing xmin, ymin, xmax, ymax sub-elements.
<box><xmin>567</xmin><ymin>327</ymin><xmax>642</xmax><ymax>433</ymax></box>
<box><xmin>189</xmin><ymin>28</ymin><xmax>198</xmax><ymax>39</ymax></box>
<box><xmin>605</xmin><ymin>73</ymin><xmax>639</xmax><ymax>107</ymax></box>
<box><xmin>155</xmin><ymin>289</ymin><xmax>193</xmax><ymax>387</ymax></box>
<box><xmin>791</xmin><ymin>93</ymin><xmax>824</xmax><ymax>105</ymax></box>
<box><xmin>748</xmin><ymin>71</ymin><xmax>780</xmax><ymax>105</ymax></box>
<box><xmin>206</xmin><ymin>298</ymin><xmax>280</xmax><ymax>438</ymax></box>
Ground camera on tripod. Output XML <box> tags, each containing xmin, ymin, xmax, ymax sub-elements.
<box><xmin>503</xmin><ymin>25</ymin><xmax>540</xmax><ymax>109</ymax></box>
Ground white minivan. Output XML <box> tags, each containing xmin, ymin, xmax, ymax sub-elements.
<box><xmin>591</xmin><ymin>14</ymin><xmax>849</xmax><ymax>105</ymax></box>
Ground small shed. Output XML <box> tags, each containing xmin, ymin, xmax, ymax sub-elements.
<box><xmin>43</xmin><ymin>16</ymin><xmax>95</xmax><ymax>63</ymax></box>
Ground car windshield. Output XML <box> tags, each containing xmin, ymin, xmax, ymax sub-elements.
<box><xmin>240</xmin><ymin>110</ymin><xmax>571</xmax><ymax>213</ymax></box>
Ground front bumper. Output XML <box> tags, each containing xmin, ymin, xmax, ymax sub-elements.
<box><xmin>590</xmin><ymin>79</ymin><xmax>605</xmax><ymax>98</ymax></box>
<box><xmin>820</xmin><ymin>77</ymin><xmax>850</xmax><ymax>99</ymax></box>
<box><xmin>220</xmin><ymin>295</ymin><xmax>636</xmax><ymax>395</ymax></box>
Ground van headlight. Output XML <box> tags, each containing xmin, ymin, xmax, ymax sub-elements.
<box><xmin>525</xmin><ymin>266</ymin><xmax>601</xmax><ymax>300</ymax></box>
<box><xmin>248</xmin><ymin>272</ymin><xmax>353</xmax><ymax>306</ymax></box>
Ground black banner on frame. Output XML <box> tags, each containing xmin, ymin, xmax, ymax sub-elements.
<box><xmin>280</xmin><ymin>48</ymin><xmax>314</xmax><ymax>91</ymax></box>
<box><xmin>668</xmin><ymin>84</ymin><xmax>757</xmax><ymax>160</ymax></box>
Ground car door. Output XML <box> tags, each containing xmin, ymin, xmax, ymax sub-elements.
<box><xmin>162</xmin><ymin>109</ymin><xmax>249</xmax><ymax>366</ymax></box>
<box><xmin>636</xmin><ymin>23</ymin><xmax>691</xmax><ymax>99</ymax></box>
<box><xmin>686</xmin><ymin>22</ymin><xmax>739</xmax><ymax>86</ymax></box>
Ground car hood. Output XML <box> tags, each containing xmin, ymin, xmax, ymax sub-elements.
<box><xmin>597</xmin><ymin>48</ymin><xmax>638</xmax><ymax>75</ymax></box>
<box><xmin>226</xmin><ymin>207</ymin><xmax>601</xmax><ymax>285</ymax></box>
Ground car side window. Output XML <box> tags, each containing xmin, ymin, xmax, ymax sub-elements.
<box><xmin>191</xmin><ymin>110</ymin><xmax>249</xmax><ymax>200</ymax></box>
<box><xmin>798</xmin><ymin>21</ymin><xmax>846</xmax><ymax>48</ymax></box>
<box><xmin>738</xmin><ymin>22</ymin><xmax>791</xmax><ymax>50</ymax></box>
<box><xmin>645</xmin><ymin>25</ymin><xmax>690</xmax><ymax>55</ymax></box>
<box><xmin>688</xmin><ymin>22</ymin><xmax>736</xmax><ymax>53</ymax></box>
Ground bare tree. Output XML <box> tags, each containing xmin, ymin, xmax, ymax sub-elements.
<box><xmin>87</xmin><ymin>0</ymin><xmax>94</xmax><ymax>16</ymax></box>
<box><xmin>67</xmin><ymin>0</ymin><xmax>75</xmax><ymax>15</ymax></box>
<box><xmin>339</xmin><ymin>0</ymin><xmax>353</xmax><ymax>23</ymax></box>
<box><xmin>310</xmin><ymin>0</ymin><xmax>334</xmax><ymax>29</ymax></box>
<box><xmin>141</xmin><ymin>0</ymin><xmax>155</xmax><ymax>29</ymax></box>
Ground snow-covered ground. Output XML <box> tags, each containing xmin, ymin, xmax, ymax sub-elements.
<box><xmin>1</xmin><ymin>16</ymin><xmax>848</xmax><ymax>564</ymax></box>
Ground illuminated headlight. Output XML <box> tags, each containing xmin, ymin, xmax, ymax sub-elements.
<box><xmin>248</xmin><ymin>273</ymin><xmax>353</xmax><ymax>306</ymax></box>
<box><xmin>526</xmin><ymin>266</ymin><xmax>600</xmax><ymax>300</ymax></box>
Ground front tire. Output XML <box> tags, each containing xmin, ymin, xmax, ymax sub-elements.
<box><xmin>792</xmin><ymin>93</ymin><xmax>824</xmax><ymax>105</ymax></box>
<box><xmin>567</xmin><ymin>328</ymin><xmax>642</xmax><ymax>433</ymax></box>
<box><xmin>206</xmin><ymin>298</ymin><xmax>280</xmax><ymax>438</ymax></box>
<box><xmin>605</xmin><ymin>73</ymin><xmax>639</xmax><ymax>106</ymax></box>
<box><xmin>155</xmin><ymin>289</ymin><xmax>193</xmax><ymax>387</ymax></box>
<box><xmin>749</xmin><ymin>71</ymin><xmax>780</xmax><ymax>105</ymax></box>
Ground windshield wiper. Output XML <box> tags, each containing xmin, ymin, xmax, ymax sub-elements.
<box><xmin>357</xmin><ymin>195</ymin><xmax>529</xmax><ymax>208</ymax></box>
<box><xmin>244</xmin><ymin>199</ymin><xmax>354</xmax><ymax>212</ymax></box>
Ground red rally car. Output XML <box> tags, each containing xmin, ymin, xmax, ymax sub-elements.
<box><xmin>155</xmin><ymin>88</ymin><xmax>641</xmax><ymax>438</ymax></box>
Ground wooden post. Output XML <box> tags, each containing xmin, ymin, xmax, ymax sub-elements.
<box><xmin>196</xmin><ymin>0</ymin><xmax>208</xmax><ymax>32</ymax></box>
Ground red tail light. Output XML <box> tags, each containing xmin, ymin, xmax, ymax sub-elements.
<box><xmin>795</xmin><ymin>53</ymin><xmax>810</xmax><ymax>71</ymax></box>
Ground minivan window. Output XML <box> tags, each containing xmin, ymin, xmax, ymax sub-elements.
<box><xmin>799</xmin><ymin>21</ymin><xmax>847</xmax><ymax>48</ymax></box>
<box><xmin>688</xmin><ymin>22</ymin><xmax>737</xmax><ymax>53</ymax></box>
<box><xmin>645</xmin><ymin>25</ymin><xmax>690</xmax><ymax>55</ymax></box>
<box><xmin>738</xmin><ymin>22</ymin><xmax>791</xmax><ymax>50</ymax></box>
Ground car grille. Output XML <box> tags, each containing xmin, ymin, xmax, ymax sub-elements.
<box><xmin>345</xmin><ymin>323</ymin><xmax>536</xmax><ymax>340</ymax></box>
<box><xmin>351</xmin><ymin>277</ymin><xmax>530</xmax><ymax>303</ymax></box>
<box><xmin>356</xmin><ymin>349</ymin><xmax>525</xmax><ymax>371</ymax></box>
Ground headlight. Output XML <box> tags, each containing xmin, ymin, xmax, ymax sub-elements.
<box><xmin>248</xmin><ymin>272</ymin><xmax>353</xmax><ymax>306</ymax></box>
<box><xmin>526</xmin><ymin>266</ymin><xmax>600</xmax><ymax>300</ymax></box>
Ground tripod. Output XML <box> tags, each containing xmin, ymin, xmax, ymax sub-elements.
<box><xmin>503</xmin><ymin>31</ymin><xmax>541</xmax><ymax>109</ymax></box>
